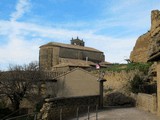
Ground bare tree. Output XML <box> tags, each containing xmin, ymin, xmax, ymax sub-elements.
<box><xmin>0</xmin><ymin>62</ymin><xmax>41</xmax><ymax>111</ymax></box>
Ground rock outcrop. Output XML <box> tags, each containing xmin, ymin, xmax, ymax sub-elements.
<box><xmin>130</xmin><ymin>32</ymin><xmax>150</xmax><ymax>62</ymax></box>
<box><xmin>130</xmin><ymin>10</ymin><xmax>160</xmax><ymax>62</ymax></box>
<box><xmin>148</xmin><ymin>10</ymin><xmax>160</xmax><ymax>59</ymax></box>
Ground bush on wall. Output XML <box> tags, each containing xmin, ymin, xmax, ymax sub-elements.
<box><xmin>100</xmin><ymin>62</ymin><xmax>152</xmax><ymax>73</ymax></box>
<box><xmin>129</xmin><ymin>75</ymin><xmax>145</xmax><ymax>94</ymax></box>
<box><xmin>104</xmin><ymin>92</ymin><xmax>135</xmax><ymax>106</ymax></box>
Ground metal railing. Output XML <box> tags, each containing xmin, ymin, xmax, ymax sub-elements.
<box><xmin>58</xmin><ymin>105</ymin><xmax>99</xmax><ymax>120</ymax></box>
<box><xmin>5</xmin><ymin>113</ymin><xmax>38</xmax><ymax>120</ymax></box>
<box><xmin>3</xmin><ymin>104</ymin><xmax>99</xmax><ymax>120</ymax></box>
<box><xmin>74</xmin><ymin>105</ymin><xmax>98</xmax><ymax>120</ymax></box>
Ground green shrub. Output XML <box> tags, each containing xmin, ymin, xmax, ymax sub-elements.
<box><xmin>125</xmin><ymin>62</ymin><xmax>152</xmax><ymax>74</ymax></box>
<box><xmin>129</xmin><ymin>75</ymin><xmax>144</xmax><ymax>93</ymax></box>
<box><xmin>104</xmin><ymin>92</ymin><xmax>135</xmax><ymax>106</ymax></box>
<box><xmin>101</xmin><ymin>63</ymin><xmax>126</xmax><ymax>72</ymax></box>
<box><xmin>100</xmin><ymin>62</ymin><xmax>152</xmax><ymax>74</ymax></box>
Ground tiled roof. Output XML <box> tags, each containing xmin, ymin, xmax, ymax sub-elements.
<box><xmin>53</xmin><ymin>67</ymin><xmax>98</xmax><ymax>79</ymax></box>
<box><xmin>53</xmin><ymin>58</ymin><xmax>96</xmax><ymax>68</ymax></box>
<box><xmin>40</xmin><ymin>42</ymin><xmax>102</xmax><ymax>52</ymax></box>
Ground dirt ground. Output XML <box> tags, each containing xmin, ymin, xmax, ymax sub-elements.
<box><xmin>72</xmin><ymin>107</ymin><xmax>160</xmax><ymax>120</ymax></box>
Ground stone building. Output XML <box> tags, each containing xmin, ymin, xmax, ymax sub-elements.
<box><xmin>39</xmin><ymin>37</ymin><xmax>105</xmax><ymax>71</ymax></box>
<box><xmin>52</xmin><ymin>68</ymin><xmax>99</xmax><ymax>97</ymax></box>
<box><xmin>39</xmin><ymin>68</ymin><xmax>106</xmax><ymax>120</ymax></box>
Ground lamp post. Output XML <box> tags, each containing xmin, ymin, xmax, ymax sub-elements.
<box><xmin>96</xmin><ymin>64</ymin><xmax>106</xmax><ymax>109</ymax></box>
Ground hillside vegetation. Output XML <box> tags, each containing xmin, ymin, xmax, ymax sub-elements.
<box><xmin>101</xmin><ymin>62</ymin><xmax>152</xmax><ymax>74</ymax></box>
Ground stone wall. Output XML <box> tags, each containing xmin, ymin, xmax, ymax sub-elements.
<box><xmin>59</xmin><ymin>47</ymin><xmax>104</xmax><ymax>63</ymax></box>
<box><xmin>39</xmin><ymin>47</ymin><xmax>60</xmax><ymax>70</ymax></box>
<box><xmin>55</xmin><ymin>68</ymin><xmax>99</xmax><ymax>98</ymax></box>
<box><xmin>136</xmin><ymin>93</ymin><xmax>157</xmax><ymax>114</ymax></box>
<box><xmin>104</xmin><ymin>70</ymin><xmax>142</xmax><ymax>94</ymax></box>
<box><xmin>39</xmin><ymin>95</ymin><xmax>100</xmax><ymax>120</ymax></box>
<box><xmin>156</xmin><ymin>62</ymin><xmax>160</xmax><ymax>116</ymax></box>
<box><xmin>39</xmin><ymin>43</ymin><xmax>105</xmax><ymax>70</ymax></box>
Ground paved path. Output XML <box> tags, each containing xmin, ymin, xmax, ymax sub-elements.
<box><xmin>72</xmin><ymin>107</ymin><xmax>160</xmax><ymax>120</ymax></box>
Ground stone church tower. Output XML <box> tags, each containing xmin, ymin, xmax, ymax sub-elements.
<box><xmin>39</xmin><ymin>37</ymin><xmax>105</xmax><ymax>71</ymax></box>
<box><xmin>71</xmin><ymin>37</ymin><xmax>85</xmax><ymax>46</ymax></box>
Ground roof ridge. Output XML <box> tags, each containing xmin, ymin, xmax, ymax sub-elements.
<box><xmin>40</xmin><ymin>41</ymin><xmax>102</xmax><ymax>52</ymax></box>
<box><xmin>53</xmin><ymin>68</ymin><xmax>98</xmax><ymax>79</ymax></box>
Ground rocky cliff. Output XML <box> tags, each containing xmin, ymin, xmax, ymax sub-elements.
<box><xmin>130</xmin><ymin>32</ymin><xmax>150</xmax><ymax>62</ymax></box>
<box><xmin>130</xmin><ymin>10</ymin><xmax>160</xmax><ymax>62</ymax></box>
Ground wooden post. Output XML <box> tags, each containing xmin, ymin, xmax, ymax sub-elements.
<box><xmin>87</xmin><ymin>106</ymin><xmax>90</xmax><ymax>120</ymax></box>
<box><xmin>60</xmin><ymin>108</ymin><xmax>62</xmax><ymax>120</ymax></box>
<box><xmin>99</xmin><ymin>79</ymin><xmax>106</xmax><ymax>109</ymax></box>
<box><xmin>34</xmin><ymin>113</ymin><xmax>37</xmax><ymax>120</ymax></box>
<box><xmin>96</xmin><ymin>104</ymin><xmax>98</xmax><ymax>120</ymax></box>
<box><xmin>76</xmin><ymin>107</ymin><xmax>79</xmax><ymax>120</ymax></box>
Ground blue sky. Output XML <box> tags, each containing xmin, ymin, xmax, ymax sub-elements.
<box><xmin>0</xmin><ymin>0</ymin><xmax>160</xmax><ymax>70</ymax></box>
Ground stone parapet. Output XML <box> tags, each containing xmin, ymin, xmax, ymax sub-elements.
<box><xmin>136</xmin><ymin>93</ymin><xmax>157</xmax><ymax>114</ymax></box>
<box><xmin>38</xmin><ymin>95</ymin><xmax>100</xmax><ymax>120</ymax></box>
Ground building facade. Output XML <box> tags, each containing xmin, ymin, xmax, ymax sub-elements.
<box><xmin>39</xmin><ymin>38</ymin><xmax>105</xmax><ymax>71</ymax></box>
<box><xmin>53</xmin><ymin>68</ymin><xmax>99</xmax><ymax>97</ymax></box>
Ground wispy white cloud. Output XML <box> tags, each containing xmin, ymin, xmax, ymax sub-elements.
<box><xmin>0</xmin><ymin>0</ymin><xmax>33</xmax><ymax>70</ymax></box>
<box><xmin>0</xmin><ymin>17</ymin><xmax>136</xmax><ymax>69</ymax></box>
<box><xmin>0</xmin><ymin>21</ymin><xmax>43</xmax><ymax>70</ymax></box>
<box><xmin>97</xmin><ymin>0</ymin><xmax>160</xmax><ymax>36</ymax></box>
<box><xmin>10</xmin><ymin>0</ymin><xmax>30</xmax><ymax>21</ymax></box>
<box><xmin>1</xmin><ymin>0</ymin><xmax>160</xmax><ymax>70</ymax></box>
